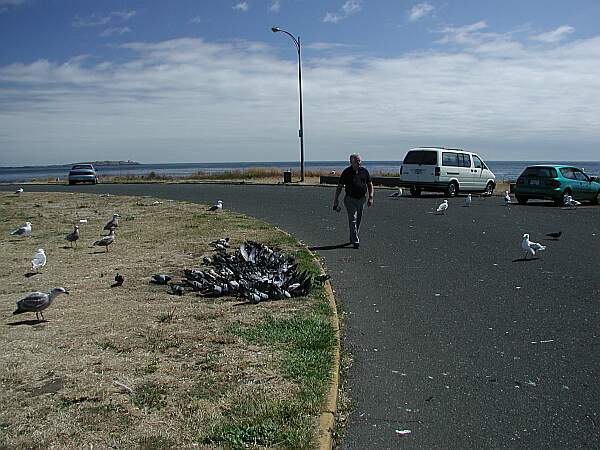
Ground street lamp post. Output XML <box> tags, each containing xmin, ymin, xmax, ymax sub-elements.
<box><xmin>272</xmin><ymin>26</ymin><xmax>305</xmax><ymax>182</ymax></box>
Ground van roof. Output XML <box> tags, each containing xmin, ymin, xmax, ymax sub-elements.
<box><xmin>411</xmin><ymin>147</ymin><xmax>465</xmax><ymax>152</ymax></box>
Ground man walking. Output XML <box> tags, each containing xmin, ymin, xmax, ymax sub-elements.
<box><xmin>333</xmin><ymin>153</ymin><xmax>374</xmax><ymax>249</ymax></box>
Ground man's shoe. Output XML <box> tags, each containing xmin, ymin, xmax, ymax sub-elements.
<box><xmin>353</xmin><ymin>243</ymin><xmax>360</xmax><ymax>249</ymax></box>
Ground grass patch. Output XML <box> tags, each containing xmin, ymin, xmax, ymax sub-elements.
<box><xmin>0</xmin><ymin>191</ymin><xmax>334</xmax><ymax>448</ymax></box>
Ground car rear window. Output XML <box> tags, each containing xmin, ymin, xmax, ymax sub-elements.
<box><xmin>71</xmin><ymin>165</ymin><xmax>94</xmax><ymax>170</ymax></box>
<box><xmin>403</xmin><ymin>150</ymin><xmax>437</xmax><ymax>165</ymax></box>
<box><xmin>521</xmin><ymin>167</ymin><xmax>557</xmax><ymax>178</ymax></box>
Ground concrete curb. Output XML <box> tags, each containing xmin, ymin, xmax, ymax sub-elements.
<box><xmin>311</xmin><ymin>255</ymin><xmax>340</xmax><ymax>450</ymax></box>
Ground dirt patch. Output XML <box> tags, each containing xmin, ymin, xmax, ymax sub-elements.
<box><xmin>0</xmin><ymin>192</ymin><xmax>332</xmax><ymax>448</ymax></box>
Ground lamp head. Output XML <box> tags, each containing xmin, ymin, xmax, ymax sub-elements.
<box><xmin>271</xmin><ymin>26</ymin><xmax>280</xmax><ymax>33</ymax></box>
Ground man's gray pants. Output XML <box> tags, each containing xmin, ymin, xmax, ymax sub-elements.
<box><xmin>344</xmin><ymin>195</ymin><xmax>366</xmax><ymax>244</ymax></box>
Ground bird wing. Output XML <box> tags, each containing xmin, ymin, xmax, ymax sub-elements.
<box><xmin>530</xmin><ymin>242</ymin><xmax>545</xmax><ymax>251</ymax></box>
<box><xmin>11</xmin><ymin>227</ymin><xmax>25</xmax><ymax>235</ymax></box>
<box><xmin>17</xmin><ymin>292</ymin><xmax>49</xmax><ymax>311</ymax></box>
<box><xmin>32</xmin><ymin>253</ymin><xmax>45</xmax><ymax>267</ymax></box>
<box><xmin>94</xmin><ymin>235</ymin><xmax>113</xmax><ymax>246</ymax></box>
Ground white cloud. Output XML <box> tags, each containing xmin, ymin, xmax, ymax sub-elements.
<box><xmin>408</xmin><ymin>3</ymin><xmax>434</xmax><ymax>22</ymax></box>
<box><xmin>530</xmin><ymin>25</ymin><xmax>575</xmax><ymax>43</ymax></box>
<box><xmin>100</xmin><ymin>27</ymin><xmax>131</xmax><ymax>37</ymax></box>
<box><xmin>1</xmin><ymin>34</ymin><xmax>600</xmax><ymax>164</ymax></box>
<box><xmin>73</xmin><ymin>10</ymin><xmax>136</xmax><ymax>28</ymax></box>
<box><xmin>323</xmin><ymin>0</ymin><xmax>362</xmax><ymax>24</ymax></box>
<box><xmin>269</xmin><ymin>0</ymin><xmax>280</xmax><ymax>12</ymax></box>
<box><xmin>233</xmin><ymin>2</ymin><xmax>249</xmax><ymax>12</ymax></box>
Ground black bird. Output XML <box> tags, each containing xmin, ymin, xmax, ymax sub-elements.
<box><xmin>112</xmin><ymin>273</ymin><xmax>125</xmax><ymax>287</ymax></box>
<box><xmin>151</xmin><ymin>274</ymin><xmax>172</xmax><ymax>285</ymax></box>
<box><xmin>546</xmin><ymin>231</ymin><xmax>562</xmax><ymax>240</ymax></box>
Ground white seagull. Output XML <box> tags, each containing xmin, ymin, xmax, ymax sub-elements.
<box><xmin>504</xmin><ymin>191</ymin><xmax>511</xmax><ymax>206</ymax></box>
<box><xmin>31</xmin><ymin>248</ymin><xmax>46</xmax><ymax>272</ymax></box>
<box><xmin>388</xmin><ymin>188</ymin><xmax>403</xmax><ymax>198</ymax></box>
<box><xmin>11</xmin><ymin>221</ymin><xmax>32</xmax><ymax>236</ymax></box>
<box><xmin>13</xmin><ymin>287</ymin><xmax>69</xmax><ymax>321</ymax></box>
<box><xmin>436</xmin><ymin>200</ymin><xmax>449</xmax><ymax>214</ymax></box>
<box><xmin>465</xmin><ymin>194</ymin><xmax>472</xmax><ymax>207</ymax></box>
<box><xmin>521</xmin><ymin>233</ymin><xmax>546</xmax><ymax>259</ymax></box>
<box><xmin>208</xmin><ymin>200</ymin><xmax>223</xmax><ymax>212</ymax></box>
<box><xmin>15</xmin><ymin>187</ymin><xmax>24</xmax><ymax>194</ymax></box>
<box><xmin>564</xmin><ymin>195</ymin><xmax>581</xmax><ymax>208</ymax></box>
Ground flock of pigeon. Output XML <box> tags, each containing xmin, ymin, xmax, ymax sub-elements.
<box><xmin>149</xmin><ymin>239</ymin><xmax>327</xmax><ymax>303</ymax></box>
<box><xmin>9</xmin><ymin>189</ymin><xmax>123</xmax><ymax>321</ymax></box>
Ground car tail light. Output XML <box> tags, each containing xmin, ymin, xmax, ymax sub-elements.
<box><xmin>546</xmin><ymin>179</ymin><xmax>561</xmax><ymax>187</ymax></box>
<box><xmin>434</xmin><ymin>167</ymin><xmax>440</xmax><ymax>177</ymax></box>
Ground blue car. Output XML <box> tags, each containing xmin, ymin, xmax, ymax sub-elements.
<box><xmin>68</xmin><ymin>164</ymin><xmax>98</xmax><ymax>185</ymax></box>
<box><xmin>514</xmin><ymin>165</ymin><xmax>600</xmax><ymax>205</ymax></box>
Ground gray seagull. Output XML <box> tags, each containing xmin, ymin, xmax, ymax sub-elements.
<box><xmin>13</xmin><ymin>287</ymin><xmax>69</xmax><ymax>321</ymax></box>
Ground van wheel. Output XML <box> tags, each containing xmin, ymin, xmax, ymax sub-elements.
<box><xmin>446</xmin><ymin>182</ymin><xmax>458</xmax><ymax>197</ymax></box>
<box><xmin>516</xmin><ymin>195</ymin><xmax>528</xmax><ymax>204</ymax></box>
<box><xmin>410</xmin><ymin>186</ymin><xmax>421</xmax><ymax>197</ymax></box>
<box><xmin>484</xmin><ymin>182</ymin><xmax>494</xmax><ymax>196</ymax></box>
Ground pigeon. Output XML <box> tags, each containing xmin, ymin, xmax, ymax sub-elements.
<box><xmin>207</xmin><ymin>200</ymin><xmax>223</xmax><ymax>212</ymax></box>
<box><xmin>93</xmin><ymin>230</ymin><xmax>115</xmax><ymax>252</ymax></box>
<box><xmin>436</xmin><ymin>200</ymin><xmax>449</xmax><ymax>214</ymax></box>
<box><xmin>15</xmin><ymin>187</ymin><xmax>23</xmax><ymax>194</ymax></box>
<box><xmin>521</xmin><ymin>233</ymin><xmax>546</xmax><ymax>259</ymax></box>
<box><xmin>504</xmin><ymin>191</ymin><xmax>511</xmax><ymax>206</ymax></box>
<box><xmin>13</xmin><ymin>287</ymin><xmax>69</xmax><ymax>321</ymax></box>
<box><xmin>103</xmin><ymin>214</ymin><xmax>119</xmax><ymax>232</ymax></box>
<box><xmin>464</xmin><ymin>194</ymin><xmax>472</xmax><ymax>207</ymax></box>
<box><xmin>11</xmin><ymin>222</ymin><xmax>32</xmax><ymax>236</ymax></box>
<box><xmin>388</xmin><ymin>188</ymin><xmax>403</xmax><ymax>198</ymax></box>
<box><xmin>65</xmin><ymin>225</ymin><xmax>80</xmax><ymax>247</ymax></box>
<box><xmin>113</xmin><ymin>273</ymin><xmax>125</xmax><ymax>287</ymax></box>
<box><xmin>545</xmin><ymin>231</ymin><xmax>562</xmax><ymax>240</ymax></box>
<box><xmin>31</xmin><ymin>248</ymin><xmax>46</xmax><ymax>272</ymax></box>
<box><xmin>151</xmin><ymin>274</ymin><xmax>172</xmax><ymax>285</ymax></box>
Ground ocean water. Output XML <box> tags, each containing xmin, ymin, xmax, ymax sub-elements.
<box><xmin>1</xmin><ymin>160</ymin><xmax>599</xmax><ymax>183</ymax></box>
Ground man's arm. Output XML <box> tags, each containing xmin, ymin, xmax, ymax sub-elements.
<box><xmin>333</xmin><ymin>183</ymin><xmax>343</xmax><ymax>209</ymax></box>
<box><xmin>367</xmin><ymin>181</ymin><xmax>374</xmax><ymax>207</ymax></box>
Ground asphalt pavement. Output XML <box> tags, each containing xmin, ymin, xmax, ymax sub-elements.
<box><xmin>3</xmin><ymin>183</ymin><xmax>599</xmax><ymax>449</ymax></box>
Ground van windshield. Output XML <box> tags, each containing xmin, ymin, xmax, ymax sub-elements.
<box><xmin>403</xmin><ymin>150</ymin><xmax>437</xmax><ymax>165</ymax></box>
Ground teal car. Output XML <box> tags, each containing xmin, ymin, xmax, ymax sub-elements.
<box><xmin>514</xmin><ymin>165</ymin><xmax>600</xmax><ymax>205</ymax></box>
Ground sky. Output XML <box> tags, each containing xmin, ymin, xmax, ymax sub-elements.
<box><xmin>1</xmin><ymin>0</ymin><xmax>600</xmax><ymax>166</ymax></box>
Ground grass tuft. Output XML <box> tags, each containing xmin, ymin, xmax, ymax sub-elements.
<box><xmin>131</xmin><ymin>382</ymin><xmax>167</xmax><ymax>410</ymax></box>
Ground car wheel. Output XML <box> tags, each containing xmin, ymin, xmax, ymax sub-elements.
<box><xmin>592</xmin><ymin>190</ymin><xmax>600</xmax><ymax>205</ymax></box>
<box><xmin>410</xmin><ymin>186</ymin><xmax>421</xmax><ymax>197</ymax></box>
<box><xmin>516</xmin><ymin>195</ymin><xmax>528</xmax><ymax>204</ymax></box>
<box><xmin>446</xmin><ymin>181</ymin><xmax>458</xmax><ymax>198</ymax></box>
<box><xmin>484</xmin><ymin>182</ymin><xmax>494</xmax><ymax>196</ymax></box>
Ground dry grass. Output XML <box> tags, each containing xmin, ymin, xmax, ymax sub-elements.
<box><xmin>0</xmin><ymin>192</ymin><xmax>333</xmax><ymax>449</ymax></box>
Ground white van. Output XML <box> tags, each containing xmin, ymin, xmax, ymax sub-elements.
<box><xmin>400</xmin><ymin>147</ymin><xmax>496</xmax><ymax>197</ymax></box>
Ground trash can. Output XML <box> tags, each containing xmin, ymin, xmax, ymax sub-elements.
<box><xmin>283</xmin><ymin>170</ymin><xmax>292</xmax><ymax>183</ymax></box>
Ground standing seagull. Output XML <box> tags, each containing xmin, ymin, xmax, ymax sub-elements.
<box><xmin>564</xmin><ymin>195</ymin><xmax>581</xmax><ymax>209</ymax></box>
<box><xmin>464</xmin><ymin>194</ymin><xmax>472</xmax><ymax>207</ymax></box>
<box><xmin>31</xmin><ymin>248</ymin><xmax>46</xmax><ymax>272</ymax></box>
<box><xmin>207</xmin><ymin>200</ymin><xmax>223</xmax><ymax>212</ymax></box>
<box><xmin>103</xmin><ymin>214</ymin><xmax>119</xmax><ymax>232</ymax></box>
<box><xmin>521</xmin><ymin>233</ymin><xmax>546</xmax><ymax>259</ymax></box>
<box><xmin>65</xmin><ymin>225</ymin><xmax>80</xmax><ymax>248</ymax></box>
<box><xmin>504</xmin><ymin>191</ymin><xmax>511</xmax><ymax>206</ymax></box>
<box><xmin>436</xmin><ymin>200</ymin><xmax>449</xmax><ymax>214</ymax></box>
<box><xmin>15</xmin><ymin>187</ymin><xmax>24</xmax><ymax>194</ymax></box>
<box><xmin>13</xmin><ymin>287</ymin><xmax>69</xmax><ymax>321</ymax></box>
<box><xmin>94</xmin><ymin>230</ymin><xmax>115</xmax><ymax>252</ymax></box>
<box><xmin>11</xmin><ymin>222</ymin><xmax>32</xmax><ymax>236</ymax></box>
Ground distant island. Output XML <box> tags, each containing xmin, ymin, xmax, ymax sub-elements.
<box><xmin>77</xmin><ymin>160</ymin><xmax>141</xmax><ymax>166</ymax></box>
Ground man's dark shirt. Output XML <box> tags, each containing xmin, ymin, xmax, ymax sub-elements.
<box><xmin>340</xmin><ymin>166</ymin><xmax>371</xmax><ymax>199</ymax></box>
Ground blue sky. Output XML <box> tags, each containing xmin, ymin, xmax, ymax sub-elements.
<box><xmin>1</xmin><ymin>0</ymin><xmax>600</xmax><ymax>165</ymax></box>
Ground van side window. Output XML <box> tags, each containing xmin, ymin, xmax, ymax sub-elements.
<box><xmin>472</xmin><ymin>155</ymin><xmax>483</xmax><ymax>169</ymax></box>
<box><xmin>459</xmin><ymin>154</ymin><xmax>471</xmax><ymax>168</ymax></box>
<box><xmin>442</xmin><ymin>152</ymin><xmax>458</xmax><ymax>167</ymax></box>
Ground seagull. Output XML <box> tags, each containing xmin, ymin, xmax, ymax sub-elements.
<box><xmin>207</xmin><ymin>200</ymin><xmax>223</xmax><ymax>212</ymax></box>
<box><xmin>103</xmin><ymin>214</ymin><xmax>119</xmax><ymax>232</ymax></box>
<box><xmin>436</xmin><ymin>200</ymin><xmax>449</xmax><ymax>214</ymax></box>
<box><xmin>65</xmin><ymin>225</ymin><xmax>80</xmax><ymax>247</ymax></box>
<box><xmin>151</xmin><ymin>274</ymin><xmax>172</xmax><ymax>285</ymax></box>
<box><xmin>545</xmin><ymin>231</ymin><xmax>562</xmax><ymax>240</ymax></box>
<box><xmin>93</xmin><ymin>230</ymin><xmax>115</xmax><ymax>252</ymax></box>
<box><xmin>464</xmin><ymin>194</ymin><xmax>472</xmax><ymax>207</ymax></box>
<box><xmin>15</xmin><ymin>187</ymin><xmax>24</xmax><ymax>194</ymax></box>
<box><xmin>31</xmin><ymin>248</ymin><xmax>46</xmax><ymax>272</ymax></box>
<box><xmin>11</xmin><ymin>222</ymin><xmax>32</xmax><ymax>236</ymax></box>
<box><xmin>504</xmin><ymin>190</ymin><xmax>511</xmax><ymax>206</ymax></box>
<box><xmin>564</xmin><ymin>195</ymin><xmax>581</xmax><ymax>208</ymax></box>
<box><xmin>13</xmin><ymin>287</ymin><xmax>69</xmax><ymax>321</ymax></box>
<box><xmin>388</xmin><ymin>188</ymin><xmax>403</xmax><ymax>198</ymax></box>
<box><xmin>521</xmin><ymin>233</ymin><xmax>546</xmax><ymax>259</ymax></box>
